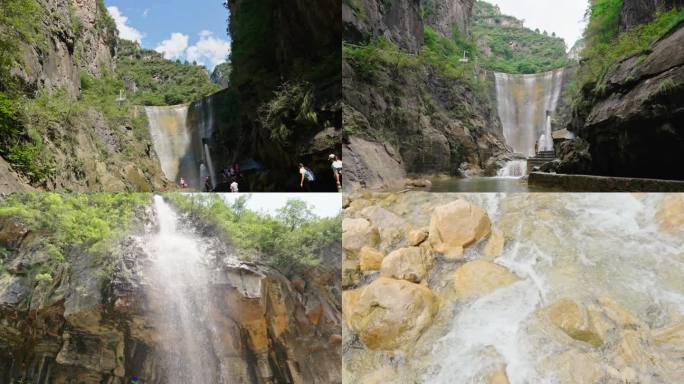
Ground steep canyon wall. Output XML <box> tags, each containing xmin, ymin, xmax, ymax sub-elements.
<box><xmin>562</xmin><ymin>0</ymin><xmax>684</xmax><ymax>179</ymax></box>
<box><xmin>225</xmin><ymin>0</ymin><xmax>342</xmax><ymax>191</ymax></box>
<box><xmin>343</xmin><ymin>0</ymin><xmax>509</xmax><ymax>191</ymax></box>
<box><xmin>0</xmin><ymin>201</ymin><xmax>342</xmax><ymax>384</ymax></box>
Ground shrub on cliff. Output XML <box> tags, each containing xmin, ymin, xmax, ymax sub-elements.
<box><xmin>166</xmin><ymin>194</ymin><xmax>341</xmax><ymax>274</ymax></box>
<box><xmin>579</xmin><ymin>0</ymin><xmax>684</xmax><ymax>90</ymax></box>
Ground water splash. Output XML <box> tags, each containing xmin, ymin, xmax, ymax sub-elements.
<box><xmin>497</xmin><ymin>160</ymin><xmax>527</xmax><ymax>178</ymax></box>
<box><xmin>494</xmin><ymin>69</ymin><xmax>565</xmax><ymax>156</ymax></box>
<box><xmin>421</xmin><ymin>193</ymin><xmax>684</xmax><ymax>383</ymax></box>
<box><xmin>145</xmin><ymin>196</ymin><xmax>224</xmax><ymax>383</ymax></box>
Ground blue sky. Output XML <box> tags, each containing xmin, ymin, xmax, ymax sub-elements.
<box><xmin>104</xmin><ymin>0</ymin><xmax>231</xmax><ymax>70</ymax></box>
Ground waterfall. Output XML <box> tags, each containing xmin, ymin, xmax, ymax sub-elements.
<box><xmin>145</xmin><ymin>105</ymin><xmax>202</xmax><ymax>188</ymax></box>
<box><xmin>145</xmin><ymin>96</ymin><xmax>219</xmax><ymax>189</ymax></box>
<box><xmin>145</xmin><ymin>196</ymin><xmax>224</xmax><ymax>383</ymax></box>
<box><xmin>494</xmin><ymin>69</ymin><xmax>565</xmax><ymax>157</ymax></box>
<box><xmin>497</xmin><ymin>160</ymin><xmax>527</xmax><ymax>178</ymax></box>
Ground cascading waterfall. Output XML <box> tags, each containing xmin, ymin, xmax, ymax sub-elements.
<box><xmin>145</xmin><ymin>95</ymin><xmax>219</xmax><ymax>190</ymax></box>
<box><xmin>144</xmin><ymin>196</ymin><xmax>224</xmax><ymax>383</ymax></box>
<box><xmin>497</xmin><ymin>160</ymin><xmax>527</xmax><ymax>177</ymax></box>
<box><xmin>145</xmin><ymin>105</ymin><xmax>202</xmax><ymax>188</ymax></box>
<box><xmin>197</xmin><ymin>97</ymin><xmax>217</xmax><ymax>189</ymax></box>
<box><xmin>494</xmin><ymin>69</ymin><xmax>565</xmax><ymax>157</ymax></box>
<box><xmin>421</xmin><ymin>194</ymin><xmax>684</xmax><ymax>383</ymax></box>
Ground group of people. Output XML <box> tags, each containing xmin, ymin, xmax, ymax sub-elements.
<box><xmin>177</xmin><ymin>162</ymin><xmax>241</xmax><ymax>192</ymax></box>
<box><xmin>222</xmin><ymin>163</ymin><xmax>241</xmax><ymax>193</ymax></box>
<box><xmin>298</xmin><ymin>154</ymin><xmax>343</xmax><ymax>192</ymax></box>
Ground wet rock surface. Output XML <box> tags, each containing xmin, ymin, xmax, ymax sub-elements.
<box><xmin>0</xmin><ymin>209</ymin><xmax>341</xmax><ymax>383</ymax></box>
<box><xmin>342</xmin><ymin>192</ymin><xmax>684</xmax><ymax>383</ymax></box>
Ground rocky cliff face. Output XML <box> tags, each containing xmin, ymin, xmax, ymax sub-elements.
<box><xmin>343</xmin><ymin>0</ymin><xmax>424</xmax><ymax>53</ymax></box>
<box><xmin>15</xmin><ymin>0</ymin><xmax>116</xmax><ymax>96</ymax></box>
<box><xmin>619</xmin><ymin>0</ymin><xmax>684</xmax><ymax>31</ymax></box>
<box><xmin>0</xmin><ymin>207</ymin><xmax>341</xmax><ymax>383</ymax></box>
<box><xmin>343</xmin><ymin>0</ymin><xmax>508</xmax><ymax>191</ymax></box>
<box><xmin>1</xmin><ymin>0</ymin><xmax>168</xmax><ymax>192</ymax></box>
<box><xmin>562</xmin><ymin>19</ymin><xmax>684</xmax><ymax>179</ymax></box>
<box><xmin>423</xmin><ymin>0</ymin><xmax>475</xmax><ymax>36</ymax></box>
<box><xmin>225</xmin><ymin>0</ymin><xmax>342</xmax><ymax>191</ymax></box>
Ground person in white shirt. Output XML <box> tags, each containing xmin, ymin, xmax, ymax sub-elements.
<box><xmin>230</xmin><ymin>179</ymin><xmax>239</xmax><ymax>193</ymax></box>
<box><xmin>329</xmin><ymin>154</ymin><xmax>343</xmax><ymax>191</ymax></box>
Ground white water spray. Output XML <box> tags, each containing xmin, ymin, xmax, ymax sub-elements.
<box><xmin>421</xmin><ymin>193</ymin><xmax>684</xmax><ymax>384</ymax></box>
<box><xmin>496</xmin><ymin>160</ymin><xmax>527</xmax><ymax>178</ymax></box>
<box><xmin>145</xmin><ymin>196</ymin><xmax>224</xmax><ymax>383</ymax></box>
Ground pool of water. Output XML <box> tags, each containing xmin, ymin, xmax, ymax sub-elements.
<box><xmin>429</xmin><ymin>177</ymin><xmax>561</xmax><ymax>192</ymax></box>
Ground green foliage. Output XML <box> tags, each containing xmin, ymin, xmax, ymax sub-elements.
<box><xmin>472</xmin><ymin>1</ymin><xmax>571</xmax><ymax>74</ymax></box>
<box><xmin>276</xmin><ymin>199</ymin><xmax>314</xmax><ymax>230</ymax></box>
<box><xmin>95</xmin><ymin>0</ymin><xmax>118</xmax><ymax>48</ymax></box>
<box><xmin>579</xmin><ymin>3</ymin><xmax>684</xmax><ymax>89</ymax></box>
<box><xmin>658</xmin><ymin>78</ymin><xmax>677</xmax><ymax>94</ymax></box>
<box><xmin>343</xmin><ymin>30</ymin><xmax>486</xmax><ymax>94</ymax></box>
<box><xmin>0</xmin><ymin>194</ymin><xmax>149</xmax><ymax>258</ymax></box>
<box><xmin>165</xmin><ymin>194</ymin><xmax>340</xmax><ymax>274</ymax></box>
<box><xmin>258</xmin><ymin>81</ymin><xmax>318</xmax><ymax>144</ymax></box>
<box><xmin>116</xmin><ymin>40</ymin><xmax>221</xmax><ymax>106</ymax></box>
<box><xmin>35</xmin><ymin>272</ymin><xmax>53</xmax><ymax>283</ymax></box>
<box><xmin>0</xmin><ymin>0</ymin><xmax>42</xmax><ymax>92</ymax></box>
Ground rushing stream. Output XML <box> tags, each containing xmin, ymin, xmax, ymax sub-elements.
<box><xmin>144</xmin><ymin>196</ymin><xmax>224</xmax><ymax>383</ymax></box>
<box><xmin>343</xmin><ymin>193</ymin><xmax>684</xmax><ymax>383</ymax></box>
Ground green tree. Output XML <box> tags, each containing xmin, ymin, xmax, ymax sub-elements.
<box><xmin>232</xmin><ymin>194</ymin><xmax>251</xmax><ymax>220</ymax></box>
<box><xmin>276</xmin><ymin>199</ymin><xmax>314</xmax><ymax>230</ymax></box>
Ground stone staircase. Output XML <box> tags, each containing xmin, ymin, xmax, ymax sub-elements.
<box><xmin>526</xmin><ymin>150</ymin><xmax>557</xmax><ymax>173</ymax></box>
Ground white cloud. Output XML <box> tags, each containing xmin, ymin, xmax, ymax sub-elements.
<box><xmin>186</xmin><ymin>30</ymin><xmax>231</xmax><ymax>69</ymax></box>
<box><xmin>143</xmin><ymin>8</ymin><xmax>150</xmax><ymax>18</ymax></box>
<box><xmin>107</xmin><ymin>6</ymin><xmax>144</xmax><ymax>43</ymax></box>
<box><xmin>155</xmin><ymin>33</ymin><xmax>190</xmax><ymax>60</ymax></box>
<box><xmin>153</xmin><ymin>30</ymin><xmax>230</xmax><ymax>70</ymax></box>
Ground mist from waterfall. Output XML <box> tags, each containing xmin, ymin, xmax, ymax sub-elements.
<box><xmin>494</xmin><ymin>69</ymin><xmax>565</xmax><ymax>157</ymax></box>
<box><xmin>144</xmin><ymin>196</ymin><xmax>224</xmax><ymax>383</ymax></box>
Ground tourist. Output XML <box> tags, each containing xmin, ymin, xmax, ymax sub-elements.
<box><xmin>299</xmin><ymin>163</ymin><xmax>315</xmax><ymax>192</ymax></box>
<box><xmin>204</xmin><ymin>176</ymin><xmax>212</xmax><ymax>192</ymax></box>
<box><xmin>179</xmin><ymin>177</ymin><xmax>188</xmax><ymax>188</ymax></box>
<box><xmin>230</xmin><ymin>178</ymin><xmax>239</xmax><ymax>193</ymax></box>
<box><xmin>329</xmin><ymin>154</ymin><xmax>343</xmax><ymax>191</ymax></box>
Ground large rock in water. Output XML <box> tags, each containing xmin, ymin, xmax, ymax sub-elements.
<box><xmin>380</xmin><ymin>246</ymin><xmax>432</xmax><ymax>283</ymax></box>
<box><xmin>452</xmin><ymin>261</ymin><xmax>519</xmax><ymax>300</ymax></box>
<box><xmin>656</xmin><ymin>195</ymin><xmax>684</xmax><ymax>233</ymax></box>
<box><xmin>545</xmin><ymin>298</ymin><xmax>604</xmax><ymax>347</ymax></box>
<box><xmin>343</xmin><ymin>277</ymin><xmax>438</xmax><ymax>350</ymax></box>
<box><xmin>428</xmin><ymin>200</ymin><xmax>491</xmax><ymax>258</ymax></box>
<box><xmin>567</xmin><ymin>23</ymin><xmax>684</xmax><ymax>180</ymax></box>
